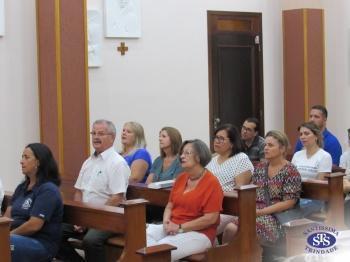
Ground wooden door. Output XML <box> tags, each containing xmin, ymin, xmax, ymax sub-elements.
<box><xmin>208</xmin><ymin>11</ymin><xmax>264</xmax><ymax>145</ymax></box>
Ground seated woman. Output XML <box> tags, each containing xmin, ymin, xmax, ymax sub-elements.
<box><xmin>146</xmin><ymin>126</ymin><xmax>183</xmax><ymax>184</ymax></box>
<box><xmin>206</xmin><ymin>124</ymin><xmax>253</xmax><ymax>234</ymax></box>
<box><xmin>146</xmin><ymin>139</ymin><xmax>223</xmax><ymax>261</ymax></box>
<box><xmin>292</xmin><ymin>121</ymin><xmax>332</xmax><ymax>180</ymax></box>
<box><xmin>223</xmin><ymin>130</ymin><xmax>301</xmax><ymax>246</ymax></box>
<box><xmin>121</xmin><ymin>121</ymin><xmax>152</xmax><ymax>183</ymax></box>
<box><xmin>3</xmin><ymin>143</ymin><xmax>63</xmax><ymax>262</ymax></box>
<box><xmin>292</xmin><ymin>122</ymin><xmax>333</xmax><ymax>215</ymax></box>
<box><xmin>207</xmin><ymin>123</ymin><xmax>253</xmax><ymax>191</ymax></box>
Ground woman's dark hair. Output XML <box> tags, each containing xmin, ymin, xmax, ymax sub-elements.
<box><xmin>214</xmin><ymin>123</ymin><xmax>244</xmax><ymax>157</ymax></box>
<box><xmin>25</xmin><ymin>143</ymin><xmax>61</xmax><ymax>186</ymax></box>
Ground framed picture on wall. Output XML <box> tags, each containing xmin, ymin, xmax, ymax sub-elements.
<box><xmin>87</xmin><ymin>9</ymin><xmax>103</xmax><ymax>67</ymax></box>
<box><xmin>0</xmin><ymin>0</ymin><xmax>5</xmax><ymax>36</ymax></box>
<box><xmin>104</xmin><ymin>0</ymin><xmax>141</xmax><ymax>38</ymax></box>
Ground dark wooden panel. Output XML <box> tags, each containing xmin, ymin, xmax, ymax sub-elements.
<box><xmin>0</xmin><ymin>217</ymin><xmax>11</xmax><ymax>262</ymax></box>
<box><xmin>283</xmin><ymin>9</ymin><xmax>306</xmax><ymax>151</ymax></box>
<box><xmin>36</xmin><ymin>0</ymin><xmax>89</xmax><ymax>184</ymax></box>
<box><xmin>217</xmin><ymin>19</ymin><xmax>252</xmax><ymax>32</ymax></box>
<box><xmin>60</xmin><ymin>0</ymin><xmax>89</xmax><ymax>182</ymax></box>
<box><xmin>306</xmin><ymin>9</ymin><xmax>325</xmax><ymax>107</ymax></box>
<box><xmin>36</xmin><ymin>0</ymin><xmax>60</xmax><ymax>161</ymax></box>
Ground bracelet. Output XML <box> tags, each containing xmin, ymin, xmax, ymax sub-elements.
<box><xmin>178</xmin><ymin>224</ymin><xmax>184</xmax><ymax>233</ymax></box>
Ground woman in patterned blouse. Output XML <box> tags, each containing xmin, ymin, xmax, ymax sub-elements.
<box><xmin>206</xmin><ymin>124</ymin><xmax>254</xmax><ymax>234</ymax></box>
<box><xmin>207</xmin><ymin>123</ymin><xmax>253</xmax><ymax>192</ymax></box>
<box><xmin>223</xmin><ymin>130</ymin><xmax>302</xmax><ymax>245</ymax></box>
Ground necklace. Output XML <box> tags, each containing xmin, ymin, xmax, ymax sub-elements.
<box><xmin>189</xmin><ymin>168</ymin><xmax>205</xmax><ymax>181</ymax></box>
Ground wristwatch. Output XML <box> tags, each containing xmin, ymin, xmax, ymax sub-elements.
<box><xmin>178</xmin><ymin>224</ymin><xmax>184</xmax><ymax>233</ymax></box>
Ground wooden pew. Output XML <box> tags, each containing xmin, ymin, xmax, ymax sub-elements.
<box><xmin>284</xmin><ymin>172</ymin><xmax>346</xmax><ymax>257</ymax></box>
<box><xmin>302</xmin><ymin>173</ymin><xmax>345</xmax><ymax>228</ymax></box>
<box><xmin>127</xmin><ymin>183</ymin><xmax>261</xmax><ymax>262</ymax></box>
<box><xmin>0</xmin><ymin>217</ymin><xmax>11</xmax><ymax>262</ymax></box>
<box><xmin>0</xmin><ymin>193</ymin><xmax>13</xmax><ymax>262</ymax></box>
<box><xmin>1</xmin><ymin>192</ymin><xmax>174</xmax><ymax>262</ymax></box>
<box><xmin>1</xmin><ymin>191</ymin><xmax>12</xmax><ymax>215</ymax></box>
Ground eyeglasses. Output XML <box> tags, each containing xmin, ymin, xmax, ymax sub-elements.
<box><xmin>181</xmin><ymin>151</ymin><xmax>194</xmax><ymax>157</ymax></box>
<box><xmin>90</xmin><ymin>131</ymin><xmax>112</xmax><ymax>137</ymax></box>
<box><xmin>241</xmin><ymin>126</ymin><xmax>254</xmax><ymax>132</ymax></box>
<box><xmin>213</xmin><ymin>136</ymin><xmax>228</xmax><ymax>143</ymax></box>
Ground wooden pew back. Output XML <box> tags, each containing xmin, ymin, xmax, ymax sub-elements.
<box><xmin>300</xmin><ymin>173</ymin><xmax>345</xmax><ymax>228</ymax></box>
<box><xmin>0</xmin><ymin>193</ymin><xmax>13</xmax><ymax>262</ymax></box>
<box><xmin>1</xmin><ymin>192</ymin><xmax>160</xmax><ymax>262</ymax></box>
<box><xmin>284</xmin><ymin>173</ymin><xmax>346</xmax><ymax>257</ymax></box>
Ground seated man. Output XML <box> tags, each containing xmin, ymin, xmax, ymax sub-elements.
<box><xmin>241</xmin><ymin>117</ymin><xmax>265</xmax><ymax>162</ymax></box>
<box><xmin>57</xmin><ymin>119</ymin><xmax>130</xmax><ymax>262</ymax></box>
<box><xmin>295</xmin><ymin>105</ymin><xmax>342</xmax><ymax>166</ymax></box>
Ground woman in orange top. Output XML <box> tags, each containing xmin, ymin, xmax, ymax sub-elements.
<box><xmin>146</xmin><ymin>139</ymin><xmax>224</xmax><ymax>261</ymax></box>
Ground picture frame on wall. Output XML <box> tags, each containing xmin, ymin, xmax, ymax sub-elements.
<box><xmin>104</xmin><ymin>0</ymin><xmax>141</xmax><ymax>38</ymax></box>
<box><xmin>87</xmin><ymin>9</ymin><xmax>103</xmax><ymax>67</ymax></box>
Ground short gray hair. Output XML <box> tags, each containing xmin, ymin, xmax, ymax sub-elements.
<box><xmin>180</xmin><ymin>139</ymin><xmax>212</xmax><ymax>167</ymax></box>
<box><xmin>93</xmin><ymin>119</ymin><xmax>116</xmax><ymax>136</ymax></box>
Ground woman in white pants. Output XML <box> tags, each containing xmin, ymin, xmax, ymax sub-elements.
<box><xmin>147</xmin><ymin>139</ymin><xmax>224</xmax><ymax>261</ymax></box>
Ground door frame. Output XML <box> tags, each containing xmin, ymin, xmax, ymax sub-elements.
<box><xmin>207</xmin><ymin>11</ymin><xmax>264</xmax><ymax>148</ymax></box>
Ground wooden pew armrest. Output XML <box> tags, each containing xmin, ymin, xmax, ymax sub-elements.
<box><xmin>120</xmin><ymin>198</ymin><xmax>149</xmax><ymax>207</ymax></box>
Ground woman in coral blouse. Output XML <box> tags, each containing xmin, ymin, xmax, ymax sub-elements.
<box><xmin>146</xmin><ymin>139</ymin><xmax>224</xmax><ymax>261</ymax></box>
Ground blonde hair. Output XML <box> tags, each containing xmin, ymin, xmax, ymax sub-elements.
<box><xmin>265</xmin><ymin>130</ymin><xmax>290</xmax><ymax>157</ymax></box>
<box><xmin>123</xmin><ymin>121</ymin><xmax>147</xmax><ymax>150</ymax></box>
<box><xmin>298</xmin><ymin>121</ymin><xmax>323</xmax><ymax>148</ymax></box>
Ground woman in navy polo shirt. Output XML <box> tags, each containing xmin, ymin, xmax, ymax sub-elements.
<box><xmin>3</xmin><ymin>143</ymin><xmax>63</xmax><ymax>262</ymax></box>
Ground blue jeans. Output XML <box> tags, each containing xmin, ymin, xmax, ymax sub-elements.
<box><xmin>10</xmin><ymin>234</ymin><xmax>52</xmax><ymax>262</ymax></box>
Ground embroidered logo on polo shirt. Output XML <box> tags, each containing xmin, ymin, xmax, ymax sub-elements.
<box><xmin>22</xmin><ymin>198</ymin><xmax>32</xmax><ymax>210</ymax></box>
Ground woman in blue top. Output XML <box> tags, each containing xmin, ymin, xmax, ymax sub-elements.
<box><xmin>121</xmin><ymin>121</ymin><xmax>152</xmax><ymax>183</ymax></box>
<box><xmin>3</xmin><ymin>143</ymin><xmax>63</xmax><ymax>262</ymax></box>
<box><xmin>146</xmin><ymin>126</ymin><xmax>183</xmax><ymax>184</ymax></box>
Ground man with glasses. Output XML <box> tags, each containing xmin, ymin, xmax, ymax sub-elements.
<box><xmin>58</xmin><ymin>119</ymin><xmax>130</xmax><ymax>262</ymax></box>
<box><xmin>241</xmin><ymin>117</ymin><xmax>265</xmax><ymax>162</ymax></box>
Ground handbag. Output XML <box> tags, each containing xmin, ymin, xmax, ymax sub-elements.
<box><xmin>262</xmin><ymin>165</ymin><xmax>303</xmax><ymax>225</ymax></box>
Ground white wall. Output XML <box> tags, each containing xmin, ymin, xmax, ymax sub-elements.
<box><xmin>0</xmin><ymin>0</ymin><xmax>293</xmax><ymax>191</ymax></box>
<box><xmin>0</xmin><ymin>0</ymin><xmax>39</xmax><ymax>191</ymax></box>
<box><xmin>87</xmin><ymin>0</ymin><xmax>284</xmax><ymax>157</ymax></box>
<box><xmin>321</xmin><ymin>0</ymin><xmax>350</xmax><ymax>149</ymax></box>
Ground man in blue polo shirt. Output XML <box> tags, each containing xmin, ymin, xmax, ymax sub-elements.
<box><xmin>295</xmin><ymin>105</ymin><xmax>342</xmax><ymax>166</ymax></box>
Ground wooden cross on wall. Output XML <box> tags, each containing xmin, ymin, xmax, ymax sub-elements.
<box><xmin>117</xmin><ymin>42</ymin><xmax>128</xmax><ymax>55</ymax></box>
